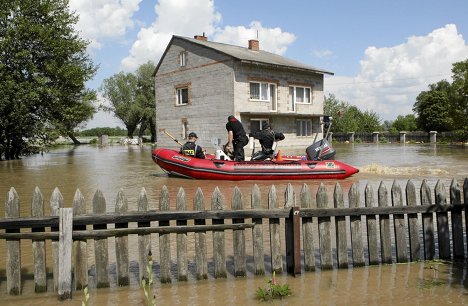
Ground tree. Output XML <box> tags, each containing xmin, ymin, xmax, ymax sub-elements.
<box><xmin>413</xmin><ymin>80</ymin><xmax>454</xmax><ymax>131</ymax></box>
<box><xmin>450</xmin><ymin>59</ymin><xmax>468</xmax><ymax>132</ymax></box>
<box><xmin>392</xmin><ymin>114</ymin><xmax>417</xmax><ymax>132</ymax></box>
<box><xmin>100</xmin><ymin>72</ymin><xmax>142</xmax><ymax>138</ymax></box>
<box><xmin>0</xmin><ymin>0</ymin><xmax>97</xmax><ymax>159</ymax></box>
<box><xmin>135</xmin><ymin>61</ymin><xmax>157</xmax><ymax>142</ymax></box>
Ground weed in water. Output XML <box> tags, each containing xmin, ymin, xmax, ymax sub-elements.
<box><xmin>255</xmin><ymin>271</ymin><xmax>292</xmax><ymax>301</ymax></box>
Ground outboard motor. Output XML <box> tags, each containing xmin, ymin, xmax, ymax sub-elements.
<box><xmin>306</xmin><ymin>139</ymin><xmax>336</xmax><ymax>160</ymax></box>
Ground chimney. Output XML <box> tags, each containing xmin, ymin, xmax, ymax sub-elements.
<box><xmin>248</xmin><ymin>39</ymin><xmax>259</xmax><ymax>51</ymax></box>
<box><xmin>194</xmin><ymin>32</ymin><xmax>207</xmax><ymax>41</ymax></box>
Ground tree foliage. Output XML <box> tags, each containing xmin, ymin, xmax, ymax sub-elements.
<box><xmin>0</xmin><ymin>0</ymin><xmax>97</xmax><ymax>159</ymax></box>
<box><xmin>100</xmin><ymin>61</ymin><xmax>156</xmax><ymax>140</ymax></box>
<box><xmin>392</xmin><ymin>114</ymin><xmax>418</xmax><ymax>132</ymax></box>
<box><xmin>324</xmin><ymin>94</ymin><xmax>382</xmax><ymax>133</ymax></box>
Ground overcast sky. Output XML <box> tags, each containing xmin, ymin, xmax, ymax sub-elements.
<box><xmin>69</xmin><ymin>0</ymin><xmax>468</xmax><ymax>128</ymax></box>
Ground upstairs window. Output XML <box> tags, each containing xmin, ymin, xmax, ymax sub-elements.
<box><xmin>250</xmin><ymin>82</ymin><xmax>276</xmax><ymax>102</ymax></box>
<box><xmin>179</xmin><ymin>51</ymin><xmax>187</xmax><ymax>67</ymax></box>
<box><xmin>289</xmin><ymin>86</ymin><xmax>311</xmax><ymax>104</ymax></box>
<box><xmin>176</xmin><ymin>87</ymin><xmax>189</xmax><ymax>105</ymax></box>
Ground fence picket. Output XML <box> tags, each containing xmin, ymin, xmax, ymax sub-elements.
<box><xmin>365</xmin><ymin>184</ymin><xmax>379</xmax><ymax>265</ymax></box>
<box><xmin>93</xmin><ymin>189</ymin><xmax>109</xmax><ymax>288</ymax></box>
<box><xmin>450</xmin><ymin>179</ymin><xmax>464</xmax><ymax>259</ymax></box>
<box><xmin>72</xmin><ymin>189</ymin><xmax>88</xmax><ymax>290</ymax></box>
<box><xmin>115</xmin><ymin>189</ymin><xmax>129</xmax><ymax>286</ymax></box>
<box><xmin>251</xmin><ymin>184</ymin><xmax>265</xmax><ymax>275</ymax></box>
<box><xmin>194</xmin><ymin>188</ymin><xmax>208</xmax><ymax>280</ymax></box>
<box><xmin>268</xmin><ymin>185</ymin><xmax>282</xmax><ymax>273</ymax></box>
<box><xmin>421</xmin><ymin>180</ymin><xmax>435</xmax><ymax>260</ymax></box>
<box><xmin>317</xmin><ymin>183</ymin><xmax>332</xmax><ymax>269</ymax></box>
<box><xmin>138</xmin><ymin>188</ymin><xmax>151</xmax><ymax>282</ymax></box>
<box><xmin>435</xmin><ymin>180</ymin><xmax>450</xmax><ymax>259</ymax></box>
<box><xmin>378</xmin><ymin>182</ymin><xmax>392</xmax><ymax>264</ymax></box>
<box><xmin>334</xmin><ymin>183</ymin><xmax>348</xmax><ymax>268</ymax></box>
<box><xmin>232</xmin><ymin>187</ymin><xmax>246</xmax><ymax>277</ymax></box>
<box><xmin>301</xmin><ymin>183</ymin><xmax>315</xmax><ymax>271</ymax></box>
<box><xmin>159</xmin><ymin>185</ymin><xmax>172</xmax><ymax>283</ymax></box>
<box><xmin>212</xmin><ymin>187</ymin><xmax>227</xmax><ymax>278</ymax></box>
<box><xmin>392</xmin><ymin>181</ymin><xmax>408</xmax><ymax>263</ymax></box>
<box><xmin>349</xmin><ymin>184</ymin><xmax>365</xmax><ymax>266</ymax></box>
<box><xmin>31</xmin><ymin>187</ymin><xmax>46</xmax><ymax>292</ymax></box>
<box><xmin>176</xmin><ymin>187</ymin><xmax>188</xmax><ymax>281</ymax></box>
<box><xmin>406</xmin><ymin>180</ymin><xmax>421</xmax><ymax>261</ymax></box>
<box><xmin>50</xmin><ymin>187</ymin><xmax>63</xmax><ymax>291</ymax></box>
<box><xmin>58</xmin><ymin>208</ymin><xmax>73</xmax><ymax>300</ymax></box>
<box><xmin>6</xmin><ymin>187</ymin><xmax>21</xmax><ymax>295</ymax></box>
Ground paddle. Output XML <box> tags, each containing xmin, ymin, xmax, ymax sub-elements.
<box><xmin>160</xmin><ymin>129</ymin><xmax>184</xmax><ymax>146</ymax></box>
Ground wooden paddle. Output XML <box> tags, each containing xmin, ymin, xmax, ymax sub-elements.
<box><xmin>160</xmin><ymin>129</ymin><xmax>184</xmax><ymax>146</ymax></box>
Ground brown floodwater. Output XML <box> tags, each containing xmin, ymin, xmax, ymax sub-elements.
<box><xmin>0</xmin><ymin>143</ymin><xmax>467</xmax><ymax>305</ymax></box>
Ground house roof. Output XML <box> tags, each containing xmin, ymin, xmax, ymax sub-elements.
<box><xmin>154</xmin><ymin>35</ymin><xmax>334</xmax><ymax>76</ymax></box>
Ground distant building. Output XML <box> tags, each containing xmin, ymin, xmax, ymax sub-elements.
<box><xmin>154</xmin><ymin>34</ymin><xmax>333</xmax><ymax>150</ymax></box>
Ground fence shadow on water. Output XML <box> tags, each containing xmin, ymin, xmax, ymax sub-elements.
<box><xmin>0</xmin><ymin>177</ymin><xmax>467</xmax><ymax>299</ymax></box>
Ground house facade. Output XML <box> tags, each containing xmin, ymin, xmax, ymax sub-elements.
<box><xmin>154</xmin><ymin>34</ymin><xmax>333</xmax><ymax>152</ymax></box>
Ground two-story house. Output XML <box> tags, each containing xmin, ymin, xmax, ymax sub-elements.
<box><xmin>154</xmin><ymin>34</ymin><xmax>333</xmax><ymax>152</ymax></box>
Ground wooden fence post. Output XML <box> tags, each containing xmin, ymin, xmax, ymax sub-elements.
<box><xmin>93</xmin><ymin>189</ymin><xmax>109</xmax><ymax>288</ymax></box>
<box><xmin>138</xmin><ymin>188</ymin><xmax>151</xmax><ymax>282</ymax></box>
<box><xmin>115</xmin><ymin>189</ymin><xmax>129</xmax><ymax>286</ymax></box>
<box><xmin>378</xmin><ymin>182</ymin><xmax>392</xmax><ymax>264</ymax></box>
<box><xmin>317</xmin><ymin>183</ymin><xmax>332</xmax><ymax>269</ymax></box>
<box><xmin>334</xmin><ymin>183</ymin><xmax>348</xmax><ymax>268</ymax></box>
<box><xmin>232</xmin><ymin>187</ymin><xmax>246</xmax><ymax>277</ymax></box>
<box><xmin>6</xmin><ymin>187</ymin><xmax>21</xmax><ymax>295</ymax></box>
<box><xmin>58</xmin><ymin>208</ymin><xmax>73</xmax><ymax>300</ymax></box>
<box><xmin>435</xmin><ymin>180</ymin><xmax>450</xmax><ymax>259</ymax></box>
<box><xmin>212</xmin><ymin>187</ymin><xmax>227</xmax><ymax>278</ymax></box>
<box><xmin>349</xmin><ymin>183</ymin><xmax>365</xmax><ymax>266</ymax></box>
<box><xmin>391</xmin><ymin>180</ymin><xmax>408</xmax><ymax>263</ymax></box>
<box><xmin>449</xmin><ymin>179</ymin><xmax>464</xmax><ymax>259</ymax></box>
<box><xmin>194</xmin><ymin>188</ymin><xmax>208</xmax><ymax>280</ymax></box>
<box><xmin>31</xmin><ymin>187</ymin><xmax>46</xmax><ymax>292</ymax></box>
<box><xmin>268</xmin><ymin>185</ymin><xmax>282</xmax><ymax>273</ymax></box>
<box><xmin>365</xmin><ymin>184</ymin><xmax>379</xmax><ymax>265</ymax></box>
<box><xmin>159</xmin><ymin>185</ymin><xmax>172</xmax><ymax>283</ymax></box>
<box><xmin>406</xmin><ymin>180</ymin><xmax>421</xmax><ymax>261</ymax></box>
<box><xmin>421</xmin><ymin>180</ymin><xmax>435</xmax><ymax>260</ymax></box>
<box><xmin>50</xmin><ymin>187</ymin><xmax>64</xmax><ymax>292</ymax></box>
<box><xmin>176</xmin><ymin>187</ymin><xmax>188</xmax><ymax>281</ymax></box>
<box><xmin>301</xmin><ymin>183</ymin><xmax>315</xmax><ymax>271</ymax></box>
<box><xmin>285</xmin><ymin>184</ymin><xmax>300</xmax><ymax>276</ymax></box>
<box><xmin>251</xmin><ymin>184</ymin><xmax>265</xmax><ymax>275</ymax></box>
<box><xmin>73</xmin><ymin>189</ymin><xmax>88</xmax><ymax>290</ymax></box>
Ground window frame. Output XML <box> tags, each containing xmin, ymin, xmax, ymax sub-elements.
<box><xmin>179</xmin><ymin>51</ymin><xmax>187</xmax><ymax>67</ymax></box>
<box><xmin>249</xmin><ymin>81</ymin><xmax>276</xmax><ymax>102</ymax></box>
<box><xmin>289</xmin><ymin>85</ymin><xmax>312</xmax><ymax>105</ymax></box>
<box><xmin>296</xmin><ymin>119</ymin><xmax>313</xmax><ymax>137</ymax></box>
<box><xmin>176</xmin><ymin>86</ymin><xmax>189</xmax><ymax>106</ymax></box>
<box><xmin>250</xmin><ymin>118</ymin><xmax>270</xmax><ymax>134</ymax></box>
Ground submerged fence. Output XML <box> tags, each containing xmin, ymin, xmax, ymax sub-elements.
<box><xmin>0</xmin><ymin>178</ymin><xmax>467</xmax><ymax>299</ymax></box>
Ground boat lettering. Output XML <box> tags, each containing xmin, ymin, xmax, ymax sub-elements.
<box><xmin>326</xmin><ymin>162</ymin><xmax>335</xmax><ymax>168</ymax></box>
<box><xmin>172</xmin><ymin>155</ymin><xmax>191</xmax><ymax>162</ymax></box>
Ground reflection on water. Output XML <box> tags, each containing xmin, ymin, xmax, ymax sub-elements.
<box><xmin>0</xmin><ymin>143</ymin><xmax>467</xmax><ymax>305</ymax></box>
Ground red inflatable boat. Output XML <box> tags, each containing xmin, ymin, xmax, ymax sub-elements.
<box><xmin>152</xmin><ymin>148</ymin><xmax>359</xmax><ymax>181</ymax></box>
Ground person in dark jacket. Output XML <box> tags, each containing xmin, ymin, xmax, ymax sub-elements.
<box><xmin>179</xmin><ymin>132</ymin><xmax>205</xmax><ymax>159</ymax></box>
<box><xmin>225</xmin><ymin>115</ymin><xmax>249</xmax><ymax>161</ymax></box>
<box><xmin>251</xmin><ymin>123</ymin><xmax>285</xmax><ymax>159</ymax></box>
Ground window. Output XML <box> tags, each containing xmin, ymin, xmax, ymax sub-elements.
<box><xmin>179</xmin><ymin>51</ymin><xmax>187</xmax><ymax>67</ymax></box>
<box><xmin>296</xmin><ymin>119</ymin><xmax>312</xmax><ymax>136</ymax></box>
<box><xmin>289</xmin><ymin>86</ymin><xmax>312</xmax><ymax>104</ymax></box>
<box><xmin>250</xmin><ymin>119</ymin><xmax>269</xmax><ymax>133</ymax></box>
<box><xmin>176</xmin><ymin>87</ymin><xmax>189</xmax><ymax>105</ymax></box>
<box><xmin>250</xmin><ymin>82</ymin><xmax>276</xmax><ymax>102</ymax></box>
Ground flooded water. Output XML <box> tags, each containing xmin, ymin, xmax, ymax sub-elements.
<box><xmin>0</xmin><ymin>143</ymin><xmax>467</xmax><ymax>305</ymax></box>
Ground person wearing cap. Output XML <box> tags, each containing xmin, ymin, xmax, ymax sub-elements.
<box><xmin>225</xmin><ymin>115</ymin><xmax>249</xmax><ymax>161</ymax></box>
<box><xmin>179</xmin><ymin>132</ymin><xmax>205</xmax><ymax>159</ymax></box>
<box><xmin>250</xmin><ymin>123</ymin><xmax>285</xmax><ymax>159</ymax></box>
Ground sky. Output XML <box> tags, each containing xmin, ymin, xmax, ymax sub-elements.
<box><xmin>69</xmin><ymin>0</ymin><xmax>468</xmax><ymax>128</ymax></box>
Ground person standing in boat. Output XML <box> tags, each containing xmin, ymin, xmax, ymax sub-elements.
<box><xmin>225</xmin><ymin>115</ymin><xmax>249</xmax><ymax>161</ymax></box>
<box><xmin>180</xmin><ymin>132</ymin><xmax>205</xmax><ymax>159</ymax></box>
<box><xmin>250</xmin><ymin>123</ymin><xmax>285</xmax><ymax>160</ymax></box>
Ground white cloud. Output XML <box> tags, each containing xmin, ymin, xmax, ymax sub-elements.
<box><xmin>120</xmin><ymin>0</ymin><xmax>296</xmax><ymax>71</ymax></box>
<box><xmin>70</xmin><ymin>0</ymin><xmax>142</xmax><ymax>49</ymax></box>
<box><xmin>325</xmin><ymin>24</ymin><xmax>468</xmax><ymax>120</ymax></box>
<box><xmin>313</xmin><ymin>49</ymin><xmax>333</xmax><ymax>58</ymax></box>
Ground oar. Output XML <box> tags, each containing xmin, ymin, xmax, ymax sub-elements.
<box><xmin>160</xmin><ymin>129</ymin><xmax>183</xmax><ymax>146</ymax></box>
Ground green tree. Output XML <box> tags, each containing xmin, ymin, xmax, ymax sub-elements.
<box><xmin>450</xmin><ymin>59</ymin><xmax>468</xmax><ymax>133</ymax></box>
<box><xmin>100</xmin><ymin>72</ymin><xmax>142</xmax><ymax>138</ymax></box>
<box><xmin>135</xmin><ymin>61</ymin><xmax>156</xmax><ymax>142</ymax></box>
<box><xmin>413</xmin><ymin>80</ymin><xmax>454</xmax><ymax>131</ymax></box>
<box><xmin>0</xmin><ymin>0</ymin><xmax>97</xmax><ymax>159</ymax></box>
<box><xmin>392</xmin><ymin>114</ymin><xmax>418</xmax><ymax>132</ymax></box>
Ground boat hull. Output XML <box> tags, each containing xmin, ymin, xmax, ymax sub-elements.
<box><xmin>152</xmin><ymin>148</ymin><xmax>359</xmax><ymax>180</ymax></box>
